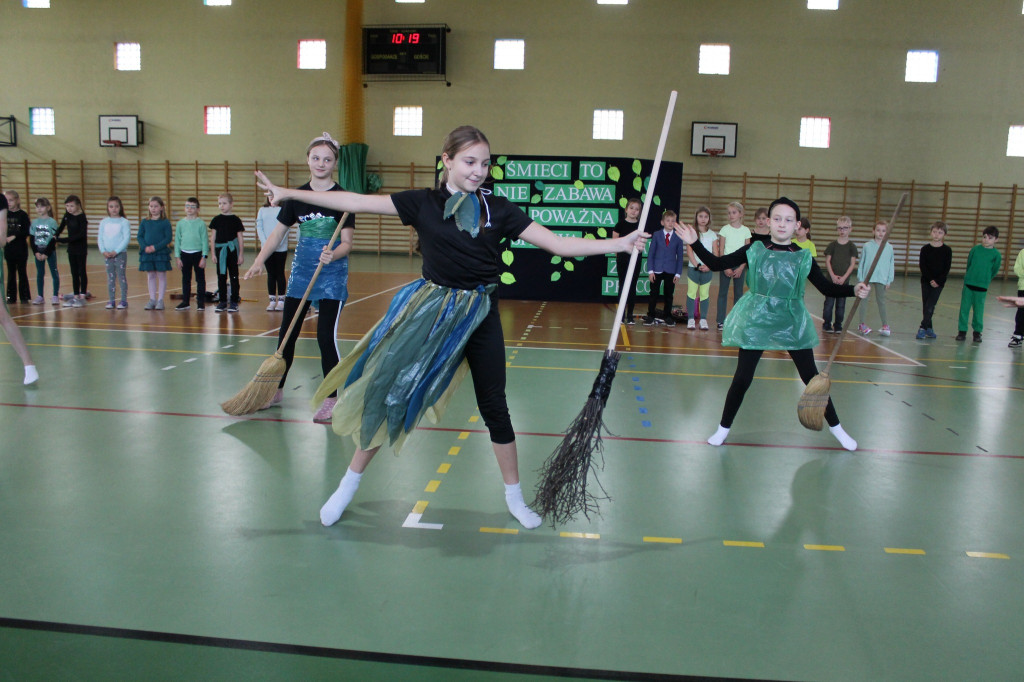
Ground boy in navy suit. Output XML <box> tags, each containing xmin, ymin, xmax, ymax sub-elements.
<box><xmin>644</xmin><ymin>210</ymin><xmax>687</xmax><ymax>327</ymax></box>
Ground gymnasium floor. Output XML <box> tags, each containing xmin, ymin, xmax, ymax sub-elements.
<box><xmin>2</xmin><ymin>253</ymin><xmax>1022</xmax><ymax>681</ymax></box>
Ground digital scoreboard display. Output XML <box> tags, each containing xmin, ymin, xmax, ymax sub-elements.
<box><xmin>362</xmin><ymin>25</ymin><xmax>447</xmax><ymax>77</ymax></box>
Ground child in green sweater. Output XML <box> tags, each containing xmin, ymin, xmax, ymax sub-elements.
<box><xmin>956</xmin><ymin>225</ymin><xmax>1001</xmax><ymax>343</ymax></box>
<box><xmin>174</xmin><ymin>197</ymin><xmax>208</xmax><ymax>311</ymax></box>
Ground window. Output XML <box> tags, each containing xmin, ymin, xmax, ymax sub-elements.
<box><xmin>393</xmin><ymin>107</ymin><xmax>423</xmax><ymax>136</ymax></box>
<box><xmin>807</xmin><ymin>0</ymin><xmax>839</xmax><ymax>9</ymax></box>
<box><xmin>799</xmin><ymin>117</ymin><xmax>831</xmax><ymax>148</ymax></box>
<box><xmin>115</xmin><ymin>43</ymin><xmax>141</xmax><ymax>71</ymax></box>
<box><xmin>204</xmin><ymin>106</ymin><xmax>231</xmax><ymax>135</ymax></box>
<box><xmin>593</xmin><ymin>110</ymin><xmax>624</xmax><ymax>140</ymax></box>
<box><xmin>204</xmin><ymin>0</ymin><xmax>231</xmax><ymax>5</ymax></box>
<box><xmin>23</xmin><ymin>0</ymin><xmax>50</xmax><ymax>7</ymax></box>
<box><xmin>396</xmin><ymin>0</ymin><xmax>425</xmax><ymax>3</ymax></box>
<box><xmin>597</xmin><ymin>0</ymin><xmax>629</xmax><ymax>4</ymax></box>
<box><xmin>698</xmin><ymin>44</ymin><xmax>730</xmax><ymax>75</ymax></box>
<box><xmin>30</xmin><ymin>108</ymin><xmax>55</xmax><ymax>135</ymax></box>
<box><xmin>1008</xmin><ymin>126</ymin><xmax>1024</xmax><ymax>157</ymax></box>
<box><xmin>297</xmin><ymin>40</ymin><xmax>327</xmax><ymax>69</ymax></box>
<box><xmin>494</xmin><ymin>40</ymin><xmax>525</xmax><ymax>70</ymax></box>
<box><xmin>905</xmin><ymin>50</ymin><xmax>938</xmax><ymax>83</ymax></box>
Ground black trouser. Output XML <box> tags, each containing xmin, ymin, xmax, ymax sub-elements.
<box><xmin>647</xmin><ymin>272</ymin><xmax>676</xmax><ymax>318</ymax></box>
<box><xmin>616</xmin><ymin>252</ymin><xmax>641</xmax><ymax>319</ymax></box>
<box><xmin>822</xmin><ymin>296</ymin><xmax>846</xmax><ymax>329</ymax></box>
<box><xmin>67</xmin><ymin>252</ymin><xmax>88</xmax><ymax>295</ymax></box>
<box><xmin>1015</xmin><ymin>289</ymin><xmax>1024</xmax><ymax>337</ymax></box>
<box><xmin>463</xmin><ymin>298</ymin><xmax>515</xmax><ymax>444</ymax></box>
<box><xmin>4</xmin><ymin>250</ymin><xmax>30</xmax><ymax>301</ymax></box>
<box><xmin>721</xmin><ymin>348</ymin><xmax>839</xmax><ymax>429</ymax></box>
<box><xmin>276</xmin><ymin>296</ymin><xmax>344</xmax><ymax>396</ymax></box>
<box><xmin>179</xmin><ymin>251</ymin><xmax>207</xmax><ymax>303</ymax></box>
<box><xmin>264</xmin><ymin>251</ymin><xmax>288</xmax><ymax>296</ymax></box>
<box><xmin>919</xmin><ymin>281</ymin><xmax>944</xmax><ymax>330</ymax></box>
<box><xmin>216</xmin><ymin>258</ymin><xmax>240</xmax><ymax>305</ymax></box>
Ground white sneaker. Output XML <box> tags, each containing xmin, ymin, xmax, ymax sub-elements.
<box><xmin>699</xmin><ymin>319</ymin><xmax>709</xmax><ymax>330</ymax></box>
<box><xmin>266</xmin><ymin>295</ymin><xmax>277</xmax><ymax>312</ymax></box>
<box><xmin>687</xmin><ymin>319</ymin><xmax>696</xmax><ymax>329</ymax></box>
<box><xmin>275</xmin><ymin>298</ymin><xmax>285</xmax><ymax>311</ymax></box>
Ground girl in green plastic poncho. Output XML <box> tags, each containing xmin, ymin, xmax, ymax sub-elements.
<box><xmin>676</xmin><ymin>197</ymin><xmax>870</xmax><ymax>451</ymax></box>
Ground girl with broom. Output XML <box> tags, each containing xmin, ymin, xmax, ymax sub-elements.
<box><xmin>255</xmin><ymin>125</ymin><xmax>649</xmax><ymax>529</ymax></box>
<box><xmin>675</xmin><ymin>197</ymin><xmax>869</xmax><ymax>451</ymax></box>
<box><xmin>244</xmin><ymin>133</ymin><xmax>356</xmax><ymax>423</ymax></box>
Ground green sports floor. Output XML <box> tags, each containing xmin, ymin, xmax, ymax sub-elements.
<box><xmin>2</xmin><ymin>253</ymin><xmax>1022</xmax><ymax>681</ymax></box>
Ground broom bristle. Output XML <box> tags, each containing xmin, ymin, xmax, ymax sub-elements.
<box><xmin>797</xmin><ymin>372</ymin><xmax>831</xmax><ymax>431</ymax></box>
<box><xmin>220</xmin><ymin>353</ymin><xmax>287</xmax><ymax>416</ymax></box>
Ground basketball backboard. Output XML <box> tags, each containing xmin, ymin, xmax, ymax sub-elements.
<box><xmin>99</xmin><ymin>115</ymin><xmax>143</xmax><ymax>147</ymax></box>
<box><xmin>0</xmin><ymin>115</ymin><xmax>15</xmax><ymax>147</ymax></box>
<box><xmin>691</xmin><ymin>121</ymin><xmax>737</xmax><ymax>158</ymax></box>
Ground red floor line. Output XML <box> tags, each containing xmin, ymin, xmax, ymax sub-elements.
<box><xmin>3</xmin><ymin>401</ymin><xmax>1019</xmax><ymax>461</ymax></box>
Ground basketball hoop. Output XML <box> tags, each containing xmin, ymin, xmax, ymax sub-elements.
<box><xmin>705</xmin><ymin>148</ymin><xmax>724</xmax><ymax>158</ymax></box>
<box><xmin>102</xmin><ymin>140</ymin><xmax>123</xmax><ymax>148</ymax></box>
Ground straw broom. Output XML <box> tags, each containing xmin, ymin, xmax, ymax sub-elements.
<box><xmin>532</xmin><ymin>92</ymin><xmax>677</xmax><ymax>526</ymax></box>
<box><xmin>221</xmin><ymin>213</ymin><xmax>349</xmax><ymax>416</ymax></box>
<box><xmin>797</xmin><ymin>194</ymin><xmax>907</xmax><ymax>430</ymax></box>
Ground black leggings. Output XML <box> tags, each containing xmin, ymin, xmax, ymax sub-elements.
<box><xmin>264</xmin><ymin>251</ymin><xmax>288</xmax><ymax>296</ymax></box>
<box><xmin>276</xmin><ymin>296</ymin><xmax>344</xmax><ymax>396</ymax></box>
<box><xmin>463</xmin><ymin>301</ymin><xmax>515</xmax><ymax>444</ymax></box>
<box><xmin>721</xmin><ymin>348</ymin><xmax>839</xmax><ymax>429</ymax></box>
<box><xmin>68</xmin><ymin>252</ymin><xmax>88</xmax><ymax>295</ymax></box>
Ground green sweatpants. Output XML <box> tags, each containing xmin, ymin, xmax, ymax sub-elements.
<box><xmin>958</xmin><ymin>286</ymin><xmax>988</xmax><ymax>333</ymax></box>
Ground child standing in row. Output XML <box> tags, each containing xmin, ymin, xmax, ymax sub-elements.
<box><xmin>210</xmin><ymin>192</ymin><xmax>245</xmax><ymax>313</ymax></box>
<box><xmin>58</xmin><ymin>195</ymin><xmax>89</xmax><ymax>307</ymax></box>
<box><xmin>612</xmin><ymin>197</ymin><xmax>643</xmax><ymax>325</ymax></box>
<box><xmin>174</xmin><ymin>197</ymin><xmax>208</xmax><ymax>311</ymax></box>
<box><xmin>916</xmin><ymin>221</ymin><xmax>952</xmax><ymax>339</ymax></box>
<box><xmin>750</xmin><ymin>207</ymin><xmax>771</xmax><ymax>245</ymax></box>
<box><xmin>97</xmin><ymin>196</ymin><xmax>131</xmax><ymax>309</ymax></box>
<box><xmin>644</xmin><ymin>210</ymin><xmax>686</xmax><ymax>327</ymax></box>
<box><xmin>857</xmin><ymin>221</ymin><xmax>895</xmax><ymax>336</ymax></box>
<box><xmin>138</xmin><ymin>196</ymin><xmax>173</xmax><ymax>310</ymax></box>
<box><xmin>686</xmin><ymin>206</ymin><xmax>718</xmax><ymax>330</ymax></box>
<box><xmin>1</xmin><ymin>193</ymin><xmax>38</xmax><ymax>384</ymax></box>
<box><xmin>956</xmin><ymin>226</ymin><xmax>1001</xmax><ymax>343</ymax></box>
<box><xmin>256</xmin><ymin>198</ymin><xmax>286</xmax><ymax>311</ymax></box>
<box><xmin>1008</xmin><ymin>244</ymin><xmax>1024</xmax><ymax>348</ymax></box>
<box><xmin>716</xmin><ymin>201</ymin><xmax>750</xmax><ymax>330</ymax></box>
<box><xmin>3</xmin><ymin>191</ymin><xmax>31</xmax><ymax>304</ymax></box>
<box><xmin>795</xmin><ymin>218</ymin><xmax>816</xmax><ymax>256</ymax></box>
<box><xmin>822</xmin><ymin>216</ymin><xmax>858</xmax><ymax>333</ymax></box>
<box><xmin>29</xmin><ymin>198</ymin><xmax>60</xmax><ymax>305</ymax></box>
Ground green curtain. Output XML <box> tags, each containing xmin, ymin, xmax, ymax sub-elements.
<box><xmin>337</xmin><ymin>142</ymin><xmax>368</xmax><ymax>194</ymax></box>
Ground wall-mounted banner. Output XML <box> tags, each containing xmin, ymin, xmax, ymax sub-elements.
<box><xmin>436</xmin><ymin>154</ymin><xmax>682</xmax><ymax>302</ymax></box>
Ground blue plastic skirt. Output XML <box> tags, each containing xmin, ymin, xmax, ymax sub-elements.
<box><xmin>313</xmin><ymin>279</ymin><xmax>494</xmax><ymax>453</ymax></box>
<box><xmin>286</xmin><ymin>235</ymin><xmax>349</xmax><ymax>302</ymax></box>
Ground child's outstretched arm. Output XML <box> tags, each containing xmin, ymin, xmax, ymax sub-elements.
<box><xmin>256</xmin><ymin>171</ymin><xmax>398</xmax><ymax>216</ymax></box>
<box><xmin>519</xmin><ymin>222</ymin><xmax>647</xmax><ymax>257</ymax></box>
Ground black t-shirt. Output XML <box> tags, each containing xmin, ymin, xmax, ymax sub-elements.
<box><xmin>277</xmin><ymin>182</ymin><xmax>355</xmax><ymax>231</ymax></box>
<box><xmin>209</xmin><ymin>214</ymin><xmax>245</xmax><ymax>244</ymax></box>
<box><xmin>750</xmin><ymin>231</ymin><xmax>771</xmax><ymax>245</ymax></box>
<box><xmin>0</xmin><ymin>193</ymin><xmax>7</xmax><ymax>211</ymax></box>
<box><xmin>614</xmin><ymin>218</ymin><xmax>639</xmax><ymax>237</ymax></box>
<box><xmin>59</xmin><ymin>212</ymin><xmax>89</xmax><ymax>255</ymax></box>
<box><xmin>4</xmin><ymin>209</ymin><xmax>30</xmax><ymax>258</ymax></box>
<box><xmin>390</xmin><ymin>188</ymin><xmax>532</xmax><ymax>290</ymax></box>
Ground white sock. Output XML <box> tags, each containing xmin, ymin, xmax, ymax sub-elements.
<box><xmin>707</xmin><ymin>425</ymin><xmax>730</xmax><ymax>446</ymax></box>
<box><xmin>504</xmin><ymin>482</ymin><xmax>542</xmax><ymax>529</ymax></box>
<box><xmin>829</xmin><ymin>424</ymin><xmax>858</xmax><ymax>451</ymax></box>
<box><xmin>320</xmin><ymin>468</ymin><xmax>363</xmax><ymax>526</ymax></box>
<box><xmin>24</xmin><ymin>365</ymin><xmax>38</xmax><ymax>386</ymax></box>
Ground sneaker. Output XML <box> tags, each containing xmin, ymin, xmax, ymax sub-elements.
<box><xmin>973</xmin><ymin>331</ymin><xmax>982</xmax><ymax>343</ymax></box>
<box><xmin>51</xmin><ymin>296</ymin><xmax>59</xmax><ymax>306</ymax></box>
<box><xmin>699</xmin><ymin>319</ymin><xmax>709</xmax><ymax>330</ymax></box>
<box><xmin>196</xmin><ymin>303</ymin><xmax>205</xmax><ymax>311</ymax></box>
<box><xmin>924</xmin><ymin>328</ymin><xmax>936</xmax><ymax>339</ymax></box>
<box><xmin>857</xmin><ymin>323</ymin><xmax>871</xmax><ymax>334</ymax></box>
<box><xmin>687</xmin><ymin>319</ymin><xmax>696</xmax><ymax>329</ymax></box>
<box><xmin>215</xmin><ymin>302</ymin><xmax>227</xmax><ymax>313</ymax></box>
<box><xmin>117</xmin><ymin>301</ymin><xmax>128</xmax><ymax>309</ymax></box>
<box><xmin>266</xmin><ymin>296</ymin><xmax>277</xmax><ymax>312</ymax></box>
<box><xmin>227</xmin><ymin>303</ymin><xmax>239</xmax><ymax>313</ymax></box>
<box><xmin>31</xmin><ymin>296</ymin><xmax>44</xmax><ymax>305</ymax></box>
<box><xmin>643</xmin><ymin>316</ymin><xmax>656</xmax><ymax>326</ymax></box>
<box><xmin>144</xmin><ymin>299</ymin><xmax>156</xmax><ymax>310</ymax></box>
<box><xmin>175</xmin><ymin>301</ymin><xmax>190</xmax><ymax>311</ymax></box>
<box><xmin>275</xmin><ymin>298</ymin><xmax>285</xmax><ymax>311</ymax></box>
<box><xmin>665</xmin><ymin>318</ymin><xmax>676</xmax><ymax>327</ymax></box>
<box><xmin>84</xmin><ymin>291</ymin><xmax>94</xmax><ymax>300</ymax></box>
<box><xmin>62</xmin><ymin>295</ymin><xmax>74</xmax><ymax>308</ymax></box>
<box><xmin>71</xmin><ymin>297</ymin><xmax>84</xmax><ymax>308</ymax></box>
<box><xmin>717</xmin><ymin>322</ymin><xmax>724</xmax><ymax>331</ymax></box>
<box><xmin>879</xmin><ymin>325</ymin><xmax>891</xmax><ymax>337</ymax></box>
<box><xmin>259</xmin><ymin>388</ymin><xmax>284</xmax><ymax>410</ymax></box>
<box><xmin>955</xmin><ymin>331</ymin><xmax>967</xmax><ymax>341</ymax></box>
<box><xmin>915</xmin><ymin>328</ymin><xmax>927</xmax><ymax>340</ymax></box>
<box><xmin>313</xmin><ymin>397</ymin><xmax>338</xmax><ymax>423</ymax></box>
<box><xmin>625</xmin><ymin>315</ymin><xmax>635</xmax><ymax>326</ymax></box>
<box><xmin>823</xmin><ymin>324</ymin><xmax>833</xmax><ymax>334</ymax></box>
<box><xmin>105</xmin><ymin>301</ymin><xmax>115</xmax><ymax>309</ymax></box>
<box><xmin>1009</xmin><ymin>335</ymin><xmax>1023</xmax><ymax>348</ymax></box>
<box><xmin>155</xmin><ymin>300</ymin><xmax>164</xmax><ymax>310</ymax></box>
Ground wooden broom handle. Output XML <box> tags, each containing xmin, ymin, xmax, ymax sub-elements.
<box><xmin>607</xmin><ymin>91</ymin><xmax>678</xmax><ymax>353</ymax></box>
<box><xmin>274</xmin><ymin>212</ymin><xmax>351</xmax><ymax>354</ymax></box>
<box><xmin>821</xmin><ymin>193</ymin><xmax>907</xmax><ymax>371</ymax></box>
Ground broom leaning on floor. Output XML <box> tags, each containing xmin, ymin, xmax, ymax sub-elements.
<box><xmin>532</xmin><ymin>92</ymin><xmax>677</xmax><ymax>526</ymax></box>
<box><xmin>221</xmin><ymin>213</ymin><xmax>350</xmax><ymax>416</ymax></box>
<box><xmin>796</xmin><ymin>194</ymin><xmax>907</xmax><ymax>430</ymax></box>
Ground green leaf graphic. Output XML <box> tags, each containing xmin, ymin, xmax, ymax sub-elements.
<box><xmin>531</xmin><ymin>194</ymin><xmax>542</xmax><ymax>204</ymax></box>
<box><xmin>574</xmin><ymin>180</ymin><xmax>585</xmax><ymax>189</ymax></box>
<box><xmin>550</xmin><ymin>271</ymin><xmax>562</xmax><ymax>282</ymax></box>
<box><xmin>497</xmin><ymin>156</ymin><xmax>507</xmax><ymax>165</ymax></box>
<box><xmin>501</xmin><ymin>250</ymin><xmax>514</xmax><ymax>266</ymax></box>
<box><xmin>633</xmin><ymin>177</ymin><xmax>642</xmax><ymax>192</ymax></box>
<box><xmin>551</xmin><ymin>256</ymin><xmax>562</xmax><ymax>265</ymax></box>
<box><xmin>596</xmin><ymin>228</ymin><xmax>608</xmax><ymax>238</ymax></box>
<box><xmin>500</xmin><ymin>272</ymin><xmax>517</xmax><ymax>285</ymax></box>
<box><xmin>563</xmin><ymin>261</ymin><xmax>575</xmax><ymax>272</ymax></box>
<box><xmin>490</xmin><ymin>166</ymin><xmax>504</xmax><ymax>180</ymax></box>
<box><xmin>608</xmin><ymin>166</ymin><xmax>621</xmax><ymax>182</ymax></box>
<box><xmin>632</xmin><ymin>159</ymin><xmax>642</xmax><ymax>174</ymax></box>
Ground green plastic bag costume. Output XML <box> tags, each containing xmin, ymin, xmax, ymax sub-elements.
<box><xmin>722</xmin><ymin>243</ymin><xmax>819</xmax><ymax>351</ymax></box>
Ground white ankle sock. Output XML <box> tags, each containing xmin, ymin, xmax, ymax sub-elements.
<box><xmin>829</xmin><ymin>424</ymin><xmax>857</xmax><ymax>451</ymax></box>
<box><xmin>320</xmin><ymin>468</ymin><xmax>363</xmax><ymax>526</ymax></box>
<box><xmin>707</xmin><ymin>425</ymin><xmax>730</xmax><ymax>446</ymax></box>
<box><xmin>504</xmin><ymin>482</ymin><xmax>542</xmax><ymax>529</ymax></box>
<box><xmin>24</xmin><ymin>365</ymin><xmax>38</xmax><ymax>386</ymax></box>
